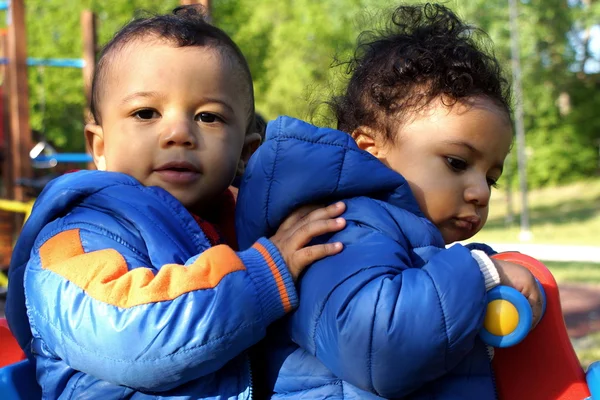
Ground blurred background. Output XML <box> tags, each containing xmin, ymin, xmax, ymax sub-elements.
<box><xmin>0</xmin><ymin>0</ymin><xmax>599</xmax><ymax>365</ymax></box>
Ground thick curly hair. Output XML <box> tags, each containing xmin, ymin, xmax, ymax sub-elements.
<box><xmin>331</xmin><ymin>3</ymin><xmax>512</xmax><ymax>140</ymax></box>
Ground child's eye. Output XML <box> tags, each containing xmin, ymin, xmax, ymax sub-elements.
<box><xmin>487</xmin><ymin>177</ymin><xmax>499</xmax><ymax>188</ymax></box>
<box><xmin>197</xmin><ymin>112</ymin><xmax>223</xmax><ymax>123</ymax></box>
<box><xmin>446</xmin><ymin>157</ymin><xmax>468</xmax><ymax>171</ymax></box>
<box><xmin>133</xmin><ymin>109</ymin><xmax>159</xmax><ymax>120</ymax></box>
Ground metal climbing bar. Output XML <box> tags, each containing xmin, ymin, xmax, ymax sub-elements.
<box><xmin>34</xmin><ymin>154</ymin><xmax>93</xmax><ymax>163</ymax></box>
<box><xmin>0</xmin><ymin>57</ymin><xmax>85</xmax><ymax>68</ymax></box>
<box><xmin>0</xmin><ymin>199</ymin><xmax>34</xmax><ymax>221</ymax></box>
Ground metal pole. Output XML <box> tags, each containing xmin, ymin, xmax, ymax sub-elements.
<box><xmin>81</xmin><ymin>10</ymin><xmax>98</xmax><ymax>170</ymax></box>
<box><xmin>81</xmin><ymin>9</ymin><xmax>97</xmax><ymax>122</ymax></box>
<box><xmin>504</xmin><ymin>153</ymin><xmax>515</xmax><ymax>226</ymax></box>
<box><xmin>0</xmin><ymin>34</ymin><xmax>12</xmax><ymax>201</ymax></box>
<box><xmin>508</xmin><ymin>0</ymin><xmax>532</xmax><ymax>241</ymax></box>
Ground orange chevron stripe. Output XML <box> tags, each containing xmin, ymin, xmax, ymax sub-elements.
<box><xmin>39</xmin><ymin>229</ymin><xmax>246</xmax><ymax>308</ymax></box>
<box><xmin>252</xmin><ymin>242</ymin><xmax>292</xmax><ymax>313</ymax></box>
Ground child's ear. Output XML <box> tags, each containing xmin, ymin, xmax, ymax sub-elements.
<box><xmin>236</xmin><ymin>132</ymin><xmax>262</xmax><ymax>176</ymax></box>
<box><xmin>351</xmin><ymin>126</ymin><xmax>386</xmax><ymax>159</ymax></box>
<box><xmin>85</xmin><ymin>123</ymin><xmax>107</xmax><ymax>171</ymax></box>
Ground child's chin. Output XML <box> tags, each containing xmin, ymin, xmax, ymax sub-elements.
<box><xmin>443</xmin><ymin>231</ymin><xmax>476</xmax><ymax>245</ymax></box>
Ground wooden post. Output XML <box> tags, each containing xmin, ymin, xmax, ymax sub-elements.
<box><xmin>81</xmin><ymin>10</ymin><xmax>97</xmax><ymax>124</ymax></box>
<box><xmin>0</xmin><ymin>33</ymin><xmax>12</xmax><ymax>200</ymax></box>
<box><xmin>180</xmin><ymin>0</ymin><xmax>211</xmax><ymax>22</ymax></box>
<box><xmin>7</xmin><ymin>0</ymin><xmax>32</xmax><ymax>202</ymax></box>
<box><xmin>0</xmin><ymin>33</ymin><xmax>17</xmax><ymax>266</ymax></box>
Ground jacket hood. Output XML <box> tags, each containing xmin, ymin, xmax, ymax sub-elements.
<box><xmin>7</xmin><ymin>171</ymin><xmax>200</xmax><ymax>354</ymax></box>
<box><xmin>9</xmin><ymin>171</ymin><xmax>163</xmax><ymax>271</ymax></box>
<box><xmin>236</xmin><ymin>116</ymin><xmax>426</xmax><ymax>248</ymax></box>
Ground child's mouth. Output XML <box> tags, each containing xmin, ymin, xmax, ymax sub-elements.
<box><xmin>453</xmin><ymin>216</ymin><xmax>481</xmax><ymax>233</ymax></box>
<box><xmin>154</xmin><ymin>162</ymin><xmax>200</xmax><ymax>184</ymax></box>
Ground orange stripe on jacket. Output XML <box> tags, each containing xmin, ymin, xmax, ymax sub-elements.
<box><xmin>39</xmin><ymin>229</ymin><xmax>246</xmax><ymax>308</ymax></box>
<box><xmin>252</xmin><ymin>242</ymin><xmax>292</xmax><ymax>313</ymax></box>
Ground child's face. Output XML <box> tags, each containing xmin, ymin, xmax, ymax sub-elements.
<box><xmin>86</xmin><ymin>39</ymin><xmax>255</xmax><ymax>213</ymax></box>
<box><xmin>355</xmin><ymin>96</ymin><xmax>512</xmax><ymax>244</ymax></box>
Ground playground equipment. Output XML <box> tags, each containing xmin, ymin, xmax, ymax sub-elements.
<box><xmin>480</xmin><ymin>252</ymin><xmax>594</xmax><ymax>399</ymax></box>
<box><xmin>0</xmin><ymin>139</ymin><xmax>92</xmax><ymax>290</ymax></box>
<box><xmin>0</xmin><ymin>359</ymin><xmax>37</xmax><ymax>400</ymax></box>
<box><xmin>0</xmin><ymin>0</ymin><xmax>96</xmax><ymax>282</ymax></box>
<box><xmin>0</xmin><ymin>318</ymin><xmax>33</xmax><ymax>400</ymax></box>
<box><xmin>0</xmin><ymin>0</ymin><xmax>96</xmax><ymax>195</ymax></box>
<box><xmin>480</xmin><ymin>279</ymin><xmax>547</xmax><ymax>348</ymax></box>
<box><xmin>29</xmin><ymin>140</ymin><xmax>92</xmax><ymax>168</ymax></box>
<box><xmin>0</xmin><ymin>319</ymin><xmax>24</xmax><ymax>367</ymax></box>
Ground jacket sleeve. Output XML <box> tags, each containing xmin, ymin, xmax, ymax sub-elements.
<box><xmin>465</xmin><ymin>241</ymin><xmax>498</xmax><ymax>255</ymax></box>
<box><xmin>24</xmin><ymin>219</ymin><xmax>297</xmax><ymax>392</ymax></box>
<box><xmin>289</xmin><ymin>221</ymin><xmax>488</xmax><ymax>398</ymax></box>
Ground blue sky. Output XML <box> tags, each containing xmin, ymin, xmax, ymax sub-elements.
<box><xmin>581</xmin><ymin>25</ymin><xmax>600</xmax><ymax>73</ymax></box>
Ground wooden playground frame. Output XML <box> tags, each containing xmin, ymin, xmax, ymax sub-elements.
<box><xmin>0</xmin><ymin>1</ymin><xmax>98</xmax><ymax>268</ymax></box>
<box><xmin>0</xmin><ymin>0</ymin><xmax>210</xmax><ymax>264</ymax></box>
<box><xmin>1</xmin><ymin>1</ymin><xmax>97</xmax><ymax>203</ymax></box>
<box><xmin>2</xmin><ymin>0</ymin><xmax>211</xmax><ymax>200</ymax></box>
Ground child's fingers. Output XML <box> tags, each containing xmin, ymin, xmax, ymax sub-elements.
<box><xmin>300</xmin><ymin>202</ymin><xmax>345</xmax><ymax>225</ymax></box>
<box><xmin>319</xmin><ymin>201</ymin><xmax>346</xmax><ymax>218</ymax></box>
<box><xmin>529</xmin><ymin>289</ymin><xmax>544</xmax><ymax>329</ymax></box>
<box><xmin>271</xmin><ymin>202</ymin><xmax>346</xmax><ymax>281</ymax></box>
<box><xmin>288</xmin><ymin>217</ymin><xmax>346</xmax><ymax>250</ymax></box>
<box><xmin>291</xmin><ymin>202</ymin><xmax>345</xmax><ymax>236</ymax></box>
<box><xmin>291</xmin><ymin>242</ymin><xmax>344</xmax><ymax>269</ymax></box>
<box><xmin>278</xmin><ymin>204</ymin><xmax>323</xmax><ymax>231</ymax></box>
<box><xmin>286</xmin><ymin>202</ymin><xmax>346</xmax><ymax>233</ymax></box>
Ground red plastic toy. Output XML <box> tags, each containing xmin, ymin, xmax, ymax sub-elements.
<box><xmin>0</xmin><ymin>318</ymin><xmax>25</xmax><ymax>368</ymax></box>
<box><xmin>491</xmin><ymin>252</ymin><xmax>591</xmax><ymax>400</ymax></box>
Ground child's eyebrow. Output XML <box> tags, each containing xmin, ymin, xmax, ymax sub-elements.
<box><xmin>442</xmin><ymin>140</ymin><xmax>505</xmax><ymax>172</ymax></box>
<box><xmin>199</xmin><ymin>97</ymin><xmax>235</xmax><ymax>115</ymax></box>
<box><xmin>120</xmin><ymin>91</ymin><xmax>161</xmax><ymax>105</ymax></box>
<box><xmin>442</xmin><ymin>139</ymin><xmax>480</xmax><ymax>155</ymax></box>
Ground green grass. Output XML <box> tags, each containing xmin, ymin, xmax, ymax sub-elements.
<box><xmin>573</xmin><ymin>331</ymin><xmax>600</xmax><ymax>368</ymax></box>
<box><xmin>470</xmin><ymin>178</ymin><xmax>600</xmax><ymax>245</ymax></box>
<box><xmin>546</xmin><ymin>260</ymin><xmax>600</xmax><ymax>367</ymax></box>
<box><xmin>547</xmin><ymin>261</ymin><xmax>600</xmax><ymax>284</ymax></box>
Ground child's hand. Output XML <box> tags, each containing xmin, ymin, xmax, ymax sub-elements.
<box><xmin>270</xmin><ymin>202</ymin><xmax>346</xmax><ymax>282</ymax></box>
<box><xmin>493</xmin><ymin>259</ymin><xmax>544</xmax><ymax>329</ymax></box>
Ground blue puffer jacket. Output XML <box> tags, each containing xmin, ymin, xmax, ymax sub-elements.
<box><xmin>236</xmin><ymin>117</ymin><xmax>497</xmax><ymax>399</ymax></box>
<box><xmin>6</xmin><ymin>171</ymin><xmax>297</xmax><ymax>399</ymax></box>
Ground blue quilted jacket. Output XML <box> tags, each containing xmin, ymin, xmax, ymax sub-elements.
<box><xmin>236</xmin><ymin>117</ymin><xmax>497</xmax><ymax>399</ymax></box>
<box><xmin>6</xmin><ymin>171</ymin><xmax>297</xmax><ymax>399</ymax></box>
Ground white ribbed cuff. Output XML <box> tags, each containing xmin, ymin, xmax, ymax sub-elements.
<box><xmin>471</xmin><ymin>250</ymin><xmax>501</xmax><ymax>291</ymax></box>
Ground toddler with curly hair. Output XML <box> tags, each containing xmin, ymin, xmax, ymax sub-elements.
<box><xmin>236</xmin><ymin>3</ymin><xmax>543</xmax><ymax>399</ymax></box>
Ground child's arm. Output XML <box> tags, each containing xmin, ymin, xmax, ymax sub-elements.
<box><xmin>24</xmin><ymin>204</ymin><xmax>344</xmax><ymax>392</ymax></box>
<box><xmin>288</xmin><ymin>220</ymin><xmax>497</xmax><ymax>398</ymax></box>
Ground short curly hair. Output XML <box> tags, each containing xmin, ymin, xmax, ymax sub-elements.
<box><xmin>331</xmin><ymin>3</ymin><xmax>512</xmax><ymax>141</ymax></box>
<box><xmin>90</xmin><ymin>5</ymin><xmax>255</xmax><ymax>134</ymax></box>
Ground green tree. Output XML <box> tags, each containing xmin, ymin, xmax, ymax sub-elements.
<box><xmin>17</xmin><ymin>0</ymin><xmax>600</xmax><ymax>187</ymax></box>
<box><xmin>455</xmin><ymin>0</ymin><xmax>599</xmax><ymax>187</ymax></box>
<box><xmin>214</xmin><ymin>0</ymin><xmax>366</xmax><ymax>123</ymax></box>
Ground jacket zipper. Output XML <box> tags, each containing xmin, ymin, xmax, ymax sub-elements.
<box><xmin>247</xmin><ymin>354</ymin><xmax>253</xmax><ymax>400</ymax></box>
<box><xmin>487</xmin><ymin>345</ymin><xmax>499</xmax><ymax>400</ymax></box>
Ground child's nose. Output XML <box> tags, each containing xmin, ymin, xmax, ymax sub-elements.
<box><xmin>465</xmin><ymin>178</ymin><xmax>491</xmax><ymax>207</ymax></box>
<box><xmin>160</xmin><ymin>120</ymin><xmax>197</xmax><ymax>149</ymax></box>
